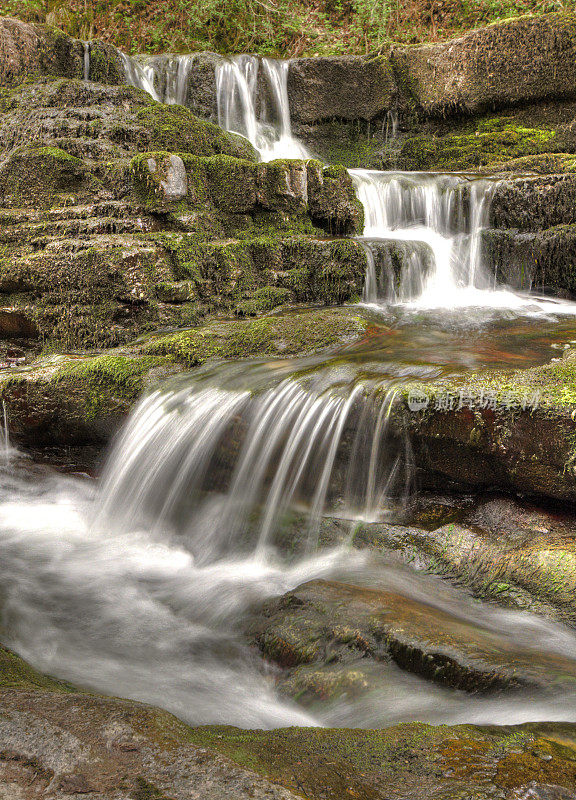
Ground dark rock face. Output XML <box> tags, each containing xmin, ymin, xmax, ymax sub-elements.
<box><xmin>490</xmin><ymin>174</ymin><xmax>576</xmax><ymax>231</ymax></box>
<box><xmin>396</xmin><ymin>351</ymin><xmax>576</xmax><ymax>503</ymax></box>
<box><xmin>483</xmin><ymin>226</ymin><xmax>576</xmax><ymax>297</ymax></box>
<box><xmin>287</xmin><ymin>55</ymin><xmax>397</xmax><ymax>124</ymax></box>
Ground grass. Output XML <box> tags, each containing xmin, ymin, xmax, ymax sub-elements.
<box><xmin>1</xmin><ymin>0</ymin><xmax>570</xmax><ymax>57</ymax></box>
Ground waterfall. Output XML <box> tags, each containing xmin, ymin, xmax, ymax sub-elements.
<box><xmin>118</xmin><ymin>51</ymin><xmax>162</xmax><ymax>101</ymax></box>
<box><xmin>351</xmin><ymin>170</ymin><xmax>499</xmax><ymax>307</ymax></box>
<box><xmin>215</xmin><ymin>55</ymin><xmax>309</xmax><ymax>161</ymax></box>
<box><xmin>83</xmin><ymin>41</ymin><xmax>90</xmax><ymax>81</ymax></box>
<box><xmin>95</xmin><ymin>368</ymin><xmax>412</xmax><ymax>562</ymax></box>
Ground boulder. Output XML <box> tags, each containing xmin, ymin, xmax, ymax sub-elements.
<box><xmin>398</xmin><ymin>354</ymin><xmax>576</xmax><ymax>503</ymax></box>
<box><xmin>287</xmin><ymin>55</ymin><xmax>397</xmax><ymax>123</ymax></box>
<box><xmin>0</xmin><ymin>16</ymin><xmax>83</xmax><ymax>85</ymax></box>
<box><xmin>489</xmin><ymin>174</ymin><xmax>576</xmax><ymax>230</ymax></box>
<box><xmin>248</xmin><ymin>578</ymin><xmax>576</xmax><ymax>701</ymax></box>
<box><xmin>392</xmin><ymin>12</ymin><xmax>576</xmax><ymax>116</ymax></box>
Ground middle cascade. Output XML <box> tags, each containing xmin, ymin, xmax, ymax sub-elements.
<box><xmin>95</xmin><ymin>361</ymin><xmax>413</xmax><ymax>563</ymax></box>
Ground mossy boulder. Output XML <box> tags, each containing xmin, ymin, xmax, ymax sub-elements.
<box><xmin>0</xmin><ymin>79</ymin><xmax>256</xmax><ymax>164</ymax></box>
<box><xmin>391</xmin><ymin>12</ymin><xmax>576</xmax><ymax>116</ymax></box>
<box><xmin>0</xmin><ymin>352</ymin><xmax>174</xmax><ymax>446</ymax></box>
<box><xmin>307</xmin><ymin>161</ymin><xmax>364</xmax><ymax>235</ymax></box>
<box><xmin>0</xmin><ymin>144</ymin><xmax>94</xmax><ymax>208</ymax></box>
<box><xmin>396</xmin><ymin>353</ymin><xmax>576</xmax><ymax>503</ymax></box>
<box><xmin>0</xmin><ymin>16</ymin><xmax>83</xmax><ymax>85</ymax></box>
<box><xmin>248</xmin><ymin>578</ymin><xmax>576</xmax><ymax>703</ymax></box>
<box><xmin>490</xmin><ymin>173</ymin><xmax>576</xmax><ymax>230</ymax></box>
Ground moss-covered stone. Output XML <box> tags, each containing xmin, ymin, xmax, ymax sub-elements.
<box><xmin>0</xmin><ymin>144</ymin><xmax>94</xmax><ymax>208</ymax></box>
<box><xmin>398</xmin><ymin>121</ymin><xmax>559</xmax><ymax>172</ymax></box>
<box><xmin>394</xmin><ymin>352</ymin><xmax>576</xmax><ymax>502</ymax></box>
<box><xmin>0</xmin><ymin>352</ymin><xmax>174</xmax><ymax>446</ymax></box>
<box><xmin>391</xmin><ymin>12</ymin><xmax>576</xmax><ymax>116</ymax></box>
<box><xmin>140</xmin><ymin>307</ymin><xmax>367</xmax><ymax>367</ymax></box>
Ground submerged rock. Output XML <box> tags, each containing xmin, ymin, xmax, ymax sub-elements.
<box><xmin>247</xmin><ymin>578</ymin><xmax>576</xmax><ymax>702</ymax></box>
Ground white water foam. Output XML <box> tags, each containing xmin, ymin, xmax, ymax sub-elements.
<box><xmin>352</xmin><ymin>169</ymin><xmax>576</xmax><ymax>314</ymax></box>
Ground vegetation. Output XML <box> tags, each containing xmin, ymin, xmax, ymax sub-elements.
<box><xmin>1</xmin><ymin>0</ymin><xmax>569</xmax><ymax>57</ymax></box>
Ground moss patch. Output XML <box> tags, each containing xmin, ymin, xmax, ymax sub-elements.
<box><xmin>141</xmin><ymin>308</ymin><xmax>367</xmax><ymax>367</ymax></box>
<box><xmin>399</xmin><ymin>119</ymin><xmax>559</xmax><ymax>172</ymax></box>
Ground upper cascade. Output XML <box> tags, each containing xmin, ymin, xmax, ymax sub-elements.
<box><xmin>114</xmin><ymin>48</ymin><xmax>576</xmax><ymax>312</ymax></box>
<box><xmin>119</xmin><ymin>50</ymin><xmax>308</xmax><ymax>161</ymax></box>
<box><xmin>215</xmin><ymin>55</ymin><xmax>309</xmax><ymax>161</ymax></box>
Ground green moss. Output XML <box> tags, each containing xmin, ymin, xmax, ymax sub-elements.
<box><xmin>0</xmin><ymin>643</ymin><xmax>76</xmax><ymax>692</ymax></box>
<box><xmin>399</xmin><ymin>121</ymin><xmax>559</xmax><ymax>171</ymax></box>
<box><xmin>184</xmin><ymin>722</ymin><xmax>576</xmax><ymax>799</ymax></box>
<box><xmin>141</xmin><ymin>308</ymin><xmax>367</xmax><ymax>367</ymax></box>
<box><xmin>235</xmin><ymin>287</ymin><xmax>292</xmax><ymax>316</ymax></box>
<box><xmin>0</xmin><ymin>144</ymin><xmax>91</xmax><ymax>208</ymax></box>
<box><xmin>52</xmin><ymin>354</ymin><xmax>169</xmax><ymax>418</ymax></box>
<box><xmin>134</xmin><ymin>104</ymin><xmax>256</xmax><ymax>161</ymax></box>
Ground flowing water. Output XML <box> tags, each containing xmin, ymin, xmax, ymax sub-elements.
<box><xmin>4</xmin><ymin>51</ymin><xmax>575</xmax><ymax>731</ymax></box>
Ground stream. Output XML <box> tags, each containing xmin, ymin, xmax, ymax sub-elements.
<box><xmin>2</xmin><ymin>50</ymin><xmax>576</xmax><ymax>732</ymax></box>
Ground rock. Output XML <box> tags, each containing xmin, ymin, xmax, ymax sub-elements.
<box><xmin>482</xmin><ymin>225</ymin><xmax>576</xmax><ymax>296</ymax></box>
<box><xmin>258</xmin><ymin>159</ymin><xmax>308</xmax><ymax>214</ymax></box>
<box><xmin>0</xmin><ymin>145</ymin><xmax>92</xmax><ymax>209</ymax></box>
<box><xmin>1</xmin><ymin>641</ymin><xmax>576</xmax><ymax>800</ymax></box>
<box><xmin>307</xmin><ymin>161</ymin><xmax>364</xmax><ymax>234</ymax></box>
<box><xmin>0</xmin><ymin>309</ymin><xmax>367</xmax><ymax>448</ymax></box>
<box><xmin>0</xmin><ymin>79</ymin><xmax>257</xmax><ymax>164</ymax></box>
<box><xmin>490</xmin><ymin>174</ymin><xmax>576</xmax><ymax>230</ymax></box>
<box><xmin>0</xmin><ymin>309</ymin><xmax>38</xmax><ymax>339</ymax></box>
<box><xmin>397</xmin><ymin>355</ymin><xmax>576</xmax><ymax>503</ymax></box>
<box><xmin>0</xmin><ymin>17</ymin><xmax>83</xmax><ymax>85</ymax></box>
<box><xmin>248</xmin><ymin>579</ymin><xmax>576</xmax><ymax>700</ymax></box>
<box><xmin>0</xmin><ymin>353</ymin><xmax>176</xmax><ymax>447</ymax></box>
<box><xmin>510</xmin><ymin>784</ymin><xmax>576</xmax><ymax>799</ymax></box>
<box><xmin>287</xmin><ymin>55</ymin><xmax>397</xmax><ymax>124</ymax></box>
<box><xmin>149</xmin><ymin>153</ymin><xmax>188</xmax><ymax>201</ymax></box>
<box><xmin>391</xmin><ymin>13</ymin><xmax>576</xmax><ymax>116</ymax></box>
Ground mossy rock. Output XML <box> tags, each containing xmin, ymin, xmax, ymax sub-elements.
<box><xmin>398</xmin><ymin>122</ymin><xmax>559</xmax><ymax>172</ymax></box>
<box><xmin>0</xmin><ymin>145</ymin><xmax>95</xmax><ymax>208</ymax></box>
<box><xmin>0</xmin><ymin>352</ymin><xmax>175</xmax><ymax>446</ymax></box>
<box><xmin>140</xmin><ymin>307</ymin><xmax>368</xmax><ymax>367</ymax></box>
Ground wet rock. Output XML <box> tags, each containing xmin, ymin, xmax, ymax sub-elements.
<box><xmin>510</xmin><ymin>783</ymin><xmax>576</xmax><ymax>799</ymax></box>
<box><xmin>257</xmin><ymin>159</ymin><xmax>308</xmax><ymax>214</ymax></box>
<box><xmin>248</xmin><ymin>578</ymin><xmax>576</xmax><ymax>700</ymax></box>
<box><xmin>482</xmin><ymin>226</ymin><xmax>576</xmax><ymax>297</ymax></box>
<box><xmin>375</xmin><ymin>494</ymin><xmax>576</xmax><ymax>623</ymax></box>
<box><xmin>1</xmin><ymin>640</ymin><xmax>575</xmax><ymax>799</ymax></box>
<box><xmin>490</xmin><ymin>175</ymin><xmax>576</xmax><ymax>231</ymax></box>
<box><xmin>397</xmin><ymin>355</ymin><xmax>576</xmax><ymax>503</ymax></box>
<box><xmin>0</xmin><ymin>309</ymin><xmax>38</xmax><ymax>339</ymax></box>
<box><xmin>307</xmin><ymin>161</ymin><xmax>364</xmax><ymax>235</ymax></box>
